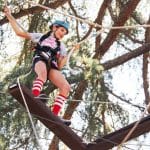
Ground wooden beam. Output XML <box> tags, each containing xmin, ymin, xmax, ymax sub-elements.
<box><xmin>9</xmin><ymin>84</ymin><xmax>150</xmax><ymax>150</ymax></box>
<box><xmin>8</xmin><ymin>84</ymin><xmax>87</xmax><ymax>150</ymax></box>
<box><xmin>87</xmin><ymin>115</ymin><xmax>150</xmax><ymax>150</ymax></box>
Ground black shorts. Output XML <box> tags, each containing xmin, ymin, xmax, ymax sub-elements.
<box><xmin>32</xmin><ymin>55</ymin><xmax>59</xmax><ymax>72</ymax></box>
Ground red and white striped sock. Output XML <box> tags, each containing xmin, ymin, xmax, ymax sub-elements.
<box><xmin>52</xmin><ymin>94</ymin><xmax>67</xmax><ymax>116</ymax></box>
<box><xmin>32</xmin><ymin>78</ymin><xmax>44</xmax><ymax>96</ymax></box>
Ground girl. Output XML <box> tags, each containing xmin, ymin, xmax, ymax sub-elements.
<box><xmin>4</xmin><ymin>6</ymin><xmax>78</xmax><ymax>124</ymax></box>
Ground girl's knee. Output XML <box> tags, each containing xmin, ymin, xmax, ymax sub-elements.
<box><xmin>36</xmin><ymin>71</ymin><xmax>47</xmax><ymax>82</ymax></box>
<box><xmin>66</xmin><ymin>84</ymin><xmax>71</xmax><ymax>92</ymax></box>
<box><xmin>40</xmin><ymin>77</ymin><xmax>47</xmax><ymax>83</ymax></box>
<box><xmin>62</xmin><ymin>83</ymin><xmax>71</xmax><ymax>93</ymax></box>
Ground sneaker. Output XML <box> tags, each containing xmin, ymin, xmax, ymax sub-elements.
<box><xmin>60</xmin><ymin>118</ymin><xmax>71</xmax><ymax>126</ymax></box>
<box><xmin>36</xmin><ymin>93</ymin><xmax>48</xmax><ymax>104</ymax></box>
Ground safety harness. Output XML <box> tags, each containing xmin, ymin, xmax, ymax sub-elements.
<box><xmin>34</xmin><ymin>31</ymin><xmax>61</xmax><ymax>67</ymax></box>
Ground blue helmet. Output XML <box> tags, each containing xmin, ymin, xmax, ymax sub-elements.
<box><xmin>50</xmin><ymin>20</ymin><xmax>69</xmax><ymax>34</ymax></box>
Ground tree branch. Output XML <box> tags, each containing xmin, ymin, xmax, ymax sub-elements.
<box><xmin>94</xmin><ymin>0</ymin><xmax>140</xmax><ymax>58</ymax></box>
<box><xmin>143</xmin><ymin>17</ymin><xmax>150</xmax><ymax>105</ymax></box>
<box><xmin>106</xmin><ymin>86</ymin><xmax>145</xmax><ymax>111</ymax></box>
<box><xmin>0</xmin><ymin>0</ymin><xmax>69</xmax><ymax>26</ymax></box>
<box><xmin>102</xmin><ymin>43</ymin><xmax>150</xmax><ymax>70</ymax></box>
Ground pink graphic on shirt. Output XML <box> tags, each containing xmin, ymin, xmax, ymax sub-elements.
<box><xmin>41</xmin><ymin>36</ymin><xmax>57</xmax><ymax>49</ymax></box>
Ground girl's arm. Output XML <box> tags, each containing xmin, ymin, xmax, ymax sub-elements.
<box><xmin>58</xmin><ymin>44</ymin><xmax>80</xmax><ymax>70</ymax></box>
<box><xmin>4</xmin><ymin>6</ymin><xmax>31</xmax><ymax>39</ymax></box>
<box><xmin>57</xmin><ymin>56</ymin><xmax>68</xmax><ymax>70</ymax></box>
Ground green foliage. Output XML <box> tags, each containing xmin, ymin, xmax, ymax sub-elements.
<box><xmin>1</xmin><ymin>0</ymin><xmax>146</xmax><ymax>148</ymax></box>
<box><xmin>0</xmin><ymin>135</ymin><xmax>8</xmax><ymax>150</ymax></box>
<box><xmin>118</xmin><ymin>17</ymin><xmax>143</xmax><ymax>44</ymax></box>
<box><xmin>79</xmin><ymin>78</ymin><xmax>107</xmax><ymax>141</ymax></box>
<box><xmin>0</xmin><ymin>85</ymin><xmax>39</xmax><ymax>149</ymax></box>
<box><xmin>0</xmin><ymin>3</ymin><xmax>52</xmax><ymax>149</ymax></box>
<box><xmin>107</xmin><ymin>102</ymin><xmax>129</xmax><ymax>127</ymax></box>
<box><xmin>80</xmin><ymin>55</ymin><xmax>103</xmax><ymax>80</ymax></box>
<box><xmin>0</xmin><ymin>0</ymin><xmax>4</xmax><ymax>11</ymax></box>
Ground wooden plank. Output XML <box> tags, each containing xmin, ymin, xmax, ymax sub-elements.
<box><xmin>8</xmin><ymin>84</ymin><xmax>87</xmax><ymax>150</ymax></box>
<box><xmin>87</xmin><ymin>115</ymin><xmax>150</xmax><ymax>150</ymax></box>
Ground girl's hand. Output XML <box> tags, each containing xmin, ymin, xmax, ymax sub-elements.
<box><xmin>73</xmin><ymin>44</ymin><xmax>80</xmax><ymax>51</ymax></box>
<box><xmin>3</xmin><ymin>6</ymin><xmax>11</xmax><ymax>15</ymax></box>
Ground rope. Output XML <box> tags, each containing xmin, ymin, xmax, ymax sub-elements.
<box><xmin>66</xmin><ymin>46</ymin><xmax>77</xmax><ymax>75</ymax></box>
<box><xmin>17</xmin><ymin>77</ymin><xmax>42</xmax><ymax>150</ymax></box>
<box><xmin>34</xmin><ymin>95</ymin><xmax>145</xmax><ymax>109</ymax></box>
<box><xmin>5</xmin><ymin>2</ymin><xmax>150</xmax><ymax>148</ymax></box>
<box><xmin>14</xmin><ymin>79</ymin><xmax>150</xmax><ymax>150</ymax></box>
<box><xmin>19</xmin><ymin>101</ymin><xmax>149</xmax><ymax>150</ymax></box>
<box><xmin>0</xmin><ymin>91</ymin><xmax>7</xmax><ymax>94</ymax></box>
<box><xmin>125</xmin><ymin>143</ymin><xmax>150</xmax><ymax>147</ymax></box>
<box><xmin>28</xmin><ymin>1</ymin><xmax>150</xmax><ymax>31</ymax></box>
<box><xmin>66</xmin><ymin>42</ymin><xmax>84</xmax><ymax>75</ymax></box>
<box><xmin>28</xmin><ymin>0</ymin><xmax>100</xmax><ymax>74</ymax></box>
<box><xmin>66</xmin><ymin>29</ymin><xmax>104</xmax><ymax>74</ymax></box>
<box><xmin>29</xmin><ymin>108</ymin><xmax>135</xmax><ymax>150</ymax></box>
<box><xmin>117</xmin><ymin>102</ymin><xmax>150</xmax><ymax>150</ymax></box>
<box><xmin>4</xmin><ymin>0</ymin><xmax>7</xmax><ymax>6</ymax></box>
<box><xmin>71</xmin><ymin>127</ymin><xmax>134</xmax><ymax>150</ymax></box>
<box><xmin>12</xmin><ymin>1</ymin><xmax>150</xmax><ymax>73</ymax></box>
<box><xmin>30</xmin><ymin>111</ymin><xmax>133</xmax><ymax>150</ymax></box>
<box><xmin>28</xmin><ymin>1</ymin><xmax>100</xmax><ymax>29</ymax></box>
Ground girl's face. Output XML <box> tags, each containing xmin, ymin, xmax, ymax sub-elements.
<box><xmin>53</xmin><ymin>26</ymin><xmax>67</xmax><ymax>39</ymax></box>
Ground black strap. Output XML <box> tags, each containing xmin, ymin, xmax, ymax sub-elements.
<box><xmin>34</xmin><ymin>31</ymin><xmax>61</xmax><ymax>61</ymax></box>
<box><xmin>39</xmin><ymin>31</ymin><xmax>51</xmax><ymax>43</ymax></box>
<box><xmin>37</xmin><ymin>31</ymin><xmax>61</xmax><ymax>52</ymax></box>
<box><xmin>39</xmin><ymin>31</ymin><xmax>60</xmax><ymax>47</ymax></box>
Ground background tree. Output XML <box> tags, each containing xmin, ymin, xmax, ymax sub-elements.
<box><xmin>0</xmin><ymin>0</ymin><xmax>149</xmax><ymax>150</ymax></box>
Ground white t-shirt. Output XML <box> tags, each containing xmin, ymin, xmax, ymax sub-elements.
<box><xmin>29</xmin><ymin>32</ymin><xmax>67</xmax><ymax>56</ymax></box>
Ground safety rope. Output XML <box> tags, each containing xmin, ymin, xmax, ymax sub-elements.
<box><xmin>6</xmin><ymin>1</ymin><xmax>150</xmax><ymax>73</ymax></box>
<box><xmin>28</xmin><ymin>1</ymin><xmax>100</xmax><ymax>28</ymax></box>
<box><xmin>14</xmin><ymin>78</ymin><xmax>150</xmax><ymax>150</ymax></box>
<box><xmin>117</xmin><ymin>102</ymin><xmax>150</xmax><ymax>150</ymax></box>
<box><xmin>4</xmin><ymin>0</ymin><xmax>7</xmax><ymax>6</ymax></box>
<box><xmin>3</xmin><ymin>5</ymin><xmax>39</xmax><ymax>142</ymax></box>
<box><xmin>13</xmin><ymin>81</ymin><xmax>149</xmax><ymax>150</ymax></box>
<box><xmin>31</xmin><ymin>110</ymin><xmax>150</xmax><ymax>149</ymax></box>
<box><xmin>16</xmin><ymin>99</ymin><xmax>149</xmax><ymax>150</ymax></box>
<box><xmin>29</xmin><ymin>108</ymin><xmax>135</xmax><ymax>150</ymax></box>
<box><xmin>27</xmin><ymin>1</ymin><xmax>150</xmax><ymax>74</ymax></box>
<box><xmin>17</xmin><ymin>78</ymin><xmax>42</xmax><ymax>150</ymax></box>
<box><xmin>125</xmin><ymin>143</ymin><xmax>150</xmax><ymax>147</ymax></box>
<box><xmin>34</xmin><ymin>96</ymin><xmax>144</xmax><ymax>107</ymax></box>
<box><xmin>28</xmin><ymin>1</ymin><xmax>150</xmax><ymax>31</ymax></box>
<box><xmin>15</xmin><ymin>69</ymin><xmax>150</xmax><ymax>150</ymax></box>
<box><xmin>4</xmin><ymin>2</ymin><xmax>150</xmax><ymax>148</ymax></box>
<box><xmin>66</xmin><ymin>29</ymin><xmax>104</xmax><ymax>74</ymax></box>
<box><xmin>16</xmin><ymin>69</ymin><xmax>42</xmax><ymax>150</ymax></box>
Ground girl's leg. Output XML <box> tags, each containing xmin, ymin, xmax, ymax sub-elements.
<box><xmin>48</xmin><ymin>69</ymin><xmax>71</xmax><ymax>115</ymax></box>
<box><xmin>32</xmin><ymin>61</ymin><xmax>47</xmax><ymax>96</ymax></box>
